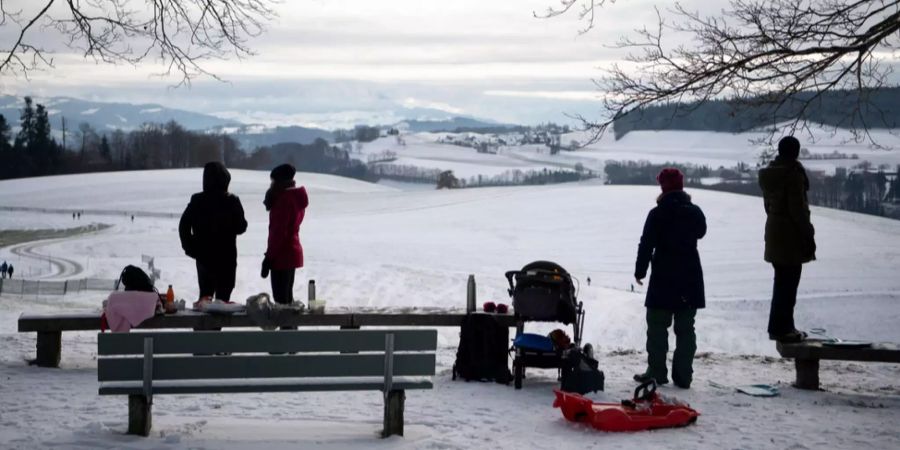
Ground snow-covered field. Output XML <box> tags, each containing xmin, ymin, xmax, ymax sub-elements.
<box><xmin>1</xmin><ymin>166</ymin><xmax>899</xmax><ymax>449</ymax></box>
<box><xmin>352</xmin><ymin>128</ymin><xmax>900</xmax><ymax>180</ymax></box>
<box><xmin>575</xmin><ymin>128</ymin><xmax>900</xmax><ymax>173</ymax></box>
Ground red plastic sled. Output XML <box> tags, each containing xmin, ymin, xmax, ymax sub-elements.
<box><xmin>553</xmin><ymin>381</ymin><xmax>699</xmax><ymax>432</ymax></box>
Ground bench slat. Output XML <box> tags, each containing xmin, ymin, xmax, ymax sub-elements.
<box><xmin>98</xmin><ymin>330</ymin><xmax>438</xmax><ymax>355</ymax></box>
<box><xmin>98</xmin><ymin>353</ymin><xmax>436</xmax><ymax>381</ymax></box>
<box><xmin>19</xmin><ymin>311</ymin><xmax>354</xmax><ymax>332</ymax></box>
<box><xmin>777</xmin><ymin>340</ymin><xmax>900</xmax><ymax>363</ymax></box>
<box><xmin>20</xmin><ymin>309</ymin><xmax>516</xmax><ymax>332</ymax></box>
<box><xmin>99</xmin><ymin>378</ymin><xmax>433</xmax><ymax>395</ymax></box>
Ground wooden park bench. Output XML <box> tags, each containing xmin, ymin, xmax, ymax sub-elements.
<box><xmin>97</xmin><ymin>329</ymin><xmax>437</xmax><ymax>437</ymax></box>
<box><xmin>776</xmin><ymin>339</ymin><xmax>900</xmax><ymax>390</ymax></box>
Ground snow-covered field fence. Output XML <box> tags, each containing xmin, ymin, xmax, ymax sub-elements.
<box><xmin>0</xmin><ymin>277</ymin><xmax>119</xmax><ymax>296</ymax></box>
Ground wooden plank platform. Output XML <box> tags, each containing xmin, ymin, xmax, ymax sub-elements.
<box><xmin>19</xmin><ymin>308</ymin><xmax>515</xmax><ymax>332</ymax></box>
<box><xmin>776</xmin><ymin>339</ymin><xmax>900</xmax><ymax>390</ymax></box>
<box><xmin>18</xmin><ymin>308</ymin><xmax>515</xmax><ymax>367</ymax></box>
<box><xmin>776</xmin><ymin>340</ymin><xmax>900</xmax><ymax>363</ymax></box>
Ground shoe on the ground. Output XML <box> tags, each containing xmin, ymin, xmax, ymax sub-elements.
<box><xmin>633</xmin><ymin>373</ymin><xmax>669</xmax><ymax>385</ymax></box>
<box><xmin>769</xmin><ymin>329</ymin><xmax>807</xmax><ymax>343</ymax></box>
<box><xmin>672</xmin><ymin>377</ymin><xmax>691</xmax><ymax>389</ymax></box>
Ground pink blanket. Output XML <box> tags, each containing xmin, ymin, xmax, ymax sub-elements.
<box><xmin>104</xmin><ymin>291</ymin><xmax>159</xmax><ymax>332</ymax></box>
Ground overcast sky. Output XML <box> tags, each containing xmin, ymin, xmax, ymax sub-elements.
<box><xmin>1</xmin><ymin>1</ymin><xmax>696</xmax><ymax>127</ymax></box>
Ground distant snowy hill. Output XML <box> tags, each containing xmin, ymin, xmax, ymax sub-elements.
<box><xmin>398</xmin><ymin>117</ymin><xmax>518</xmax><ymax>133</ymax></box>
<box><xmin>219</xmin><ymin>125</ymin><xmax>335</xmax><ymax>149</ymax></box>
<box><xmin>0</xmin><ymin>95</ymin><xmax>520</xmax><ymax>149</ymax></box>
<box><xmin>0</xmin><ymin>95</ymin><xmax>240</xmax><ymax>132</ymax></box>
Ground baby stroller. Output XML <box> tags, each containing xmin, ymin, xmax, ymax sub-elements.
<box><xmin>505</xmin><ymin>261</ymin><xmax>588</xmax><ymax>390</ymax></box>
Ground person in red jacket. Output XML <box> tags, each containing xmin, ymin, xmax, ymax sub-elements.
<box><xmin>263</xmin><ymin>164</ymin><xmax>309</xmax><ymax>305</ymax></box>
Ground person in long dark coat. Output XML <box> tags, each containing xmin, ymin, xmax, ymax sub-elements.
<box><xmin>758</xmin><ymin>136</ymin><xmax>816</xmax><ymax>342</ymax></box>
<box><xmin>634</xmin><ymin>168</ymin><xmax>707</xmax><ymax>388</ymax></box>
<box><xmin>179</xmin><ymin>162</ymin><xmax>248</xmax><ymax>301</ymax></box>
<box><xmin>262</xmin><ymin>163</ymin><xmax>309</xmax><ymax>306</ymax></box>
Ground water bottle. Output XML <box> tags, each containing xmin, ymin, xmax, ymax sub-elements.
<box><xmin>308</xmin><ymin>280</ymin><xmax>316</xmax><ymax>303</ymax></box>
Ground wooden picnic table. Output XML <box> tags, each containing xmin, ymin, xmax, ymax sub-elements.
<box><xmin>18</xmin><ymin>307</ymin><xmax>516</xmax><ymax>367</ymax></box>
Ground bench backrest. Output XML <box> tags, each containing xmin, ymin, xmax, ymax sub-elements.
<box><xmin>97</xmin><ymin>329</ymin><xmax>437</xmax><ymax>383</ymax></box>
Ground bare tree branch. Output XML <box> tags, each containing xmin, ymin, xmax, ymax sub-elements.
<box><xmin>546</xmin><ymin>0</ymin><xmax>900</xmax><ymax>144</ymax></box>
<box><xmin>0</xmin><ymin>0</ymin><xmax>277</xmax><ymax>85</ymax></box>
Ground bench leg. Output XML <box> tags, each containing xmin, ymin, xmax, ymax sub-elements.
<box><xmin>382</xmin><ymin>390</ymin><xmax>405</xmax><ymax>438</ymax></box>
<box><xmin>794</xmin><ymin>359</ymin><xmax>820</xmax><ymax>390</ymax></box>
<box><xmin>34</xmin><ymin>331</ymin><xmax>61</xmax><ymax>368</ymax></box>
<box><xmin>128</xmin><ymin>395</ymin><xmax>152</xmax><ymax>436</ymax></box>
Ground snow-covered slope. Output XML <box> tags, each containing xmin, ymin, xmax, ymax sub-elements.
<box><xmin>349</xmin><ymin>127</ymin><xmax>900</xmax><ymax>183</ymax></box>
<box><xmin>1</xmin><ymin>169</ymin><xmax>899</xmax><ymax>449</ymax></box>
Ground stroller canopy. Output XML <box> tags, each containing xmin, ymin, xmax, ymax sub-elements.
<box><xmin>505</xmin><ymin>260</ymin><xmax>578</xmax><ymax>324</ymax></box>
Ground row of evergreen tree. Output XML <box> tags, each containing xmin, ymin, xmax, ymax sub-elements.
<box><xmin>612</xmin><ymin>88</ymin><xmax>900</xmax><ymax>139</ymax></box>
<box><xmin>0</xmin><ymin>98</ymin><xmax>63</xmax><ymax>179</ymax></box>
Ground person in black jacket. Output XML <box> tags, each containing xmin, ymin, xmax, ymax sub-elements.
<box><xmin>758</xmin><ymin>136</ymin><xmax>816</xmax><ymax>343</ymax></box>
<box><xmin>633</xmin><ymin>168</ymin><xmax>707</xmax><ymax>389</ymax></box>
<box><xmin>179</xmin><ymin>162</ymin><xmax>248</xmax><ymax>301</ymax></box>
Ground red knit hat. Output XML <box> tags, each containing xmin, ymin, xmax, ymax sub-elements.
<box><xmin>657</xmin><ymin>168</ymin><xmax>684</xmax><ymax>193</ymax></box>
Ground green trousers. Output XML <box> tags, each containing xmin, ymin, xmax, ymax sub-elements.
<box><xmin>645</xmin><ymin>307</ymin><xmax>697</xmax><ymax>385</ymax></box>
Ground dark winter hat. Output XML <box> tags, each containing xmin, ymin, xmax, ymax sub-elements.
<box><xmin>777</xmin><ymin>136</ymin><xmax>801</xmax><ymax>160</ymax></box>
<box><xmin>202</xmin><ymin>161</ymin><xmax>231</xmax><ymax>193</ymax></box>
<box><xmin>270</xmin><ymin>163</ymin><xmax>296</xmax><ymax>182</ymax></box>
<box><xmin>657</xmin><ymin>168</ymin><xmax>684</xmax><ymax>193</ymax></box>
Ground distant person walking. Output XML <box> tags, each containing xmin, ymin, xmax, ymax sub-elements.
<box><xmin>262</xmin><ymin>164</ymin><xmax>309</xmax><ymax>306</ymax></box>
<box><xmin>7</xmin><ymin>263</ymin><xmax>13</xmax><ymax>279</ymax></box>
<box><xmin>586</xmin><ymin>276</ymin><xmax>591</xmax><ymax>286</ymax></box>
<box><xmin>759</xmin><ymin>136</ymin><xmax>816</xmax><ymax>343</ymax></box>
<box><xmin>634</xmin><ymin>168</ymin><xmax>707</xmax><ymax>389</ymax></box>
<box><xmin>179</xmin><ymin>162</ymin><xmax>248</xmax><ymax>302</ymax></box>
<box><xmin>1</xmin><ymin>261</ymin><xmax>7</xmax><ymax>279</ymax></box>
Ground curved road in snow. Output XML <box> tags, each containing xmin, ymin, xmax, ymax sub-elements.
<box><xmin>7</xmin><ymin>239</ymin><xmax>86</xmax><ymax>279</ymax></box>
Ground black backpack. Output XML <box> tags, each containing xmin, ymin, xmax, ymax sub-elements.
<box><xmin>560</xmin><ymin>348</ymin><xmax>604</xmax><ymax>394</ymax></box>
<box><xmin>117</xmin><ymin>265</ymin><xmax>156</xmax><ymax>293</ymax></box>
<box><xmin>452</xmin><ymin>313</ymin><xmax>513</xmax><ymax>384</ymax></box>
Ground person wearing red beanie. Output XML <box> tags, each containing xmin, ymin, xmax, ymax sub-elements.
<box><xmin>633</xmin><ymin>168</ymin><xmax>707</xmax><ymax>389</ymax></box>
<box><xmin>657</xmin><ymin>167</ymin><xmax>684</xmax><ymax>194</ymax></box>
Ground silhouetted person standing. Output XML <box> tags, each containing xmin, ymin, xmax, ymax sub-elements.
<box><xmin>179</xmin><ymin>162</ymin><xmax>248</xmax><ymax>301</ymax></box>
<box><xmin>759</xmin><ymin>136</ymin><xmax>816</xmax><ymax>343</ymax></box>
<box><xmin>7</xmin><ymin>263</ymin><xmax>13</xmax><ymax>279</ymax></box>
<box><xmin>634</xmin><ymin>168</ymin><xmax>706</xmax><ymax>389</ymax></box>
<box><xmin>1</xmin><ymin>261</ymin><xmax>7</xmax><ymax>279</ymax></box>
<box><xmin>262</xmin><ymin>164</ymin><xmax>309</xmax><ymax>305</ymax></box>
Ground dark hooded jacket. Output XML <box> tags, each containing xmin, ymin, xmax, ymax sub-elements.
<box><xmin>179</xmin><ymin>162</ymin><xmax>248</xmax><ymax>265</ymax></box>
<box><xmin>635</xmin><ymin>191</ymin><xmax>707</xmax><ymax>310</ymax></box>
<box><xmin>758</xmin><ymin>156</ymin><xmax>816</xmax><ymax>265</ymax></box>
